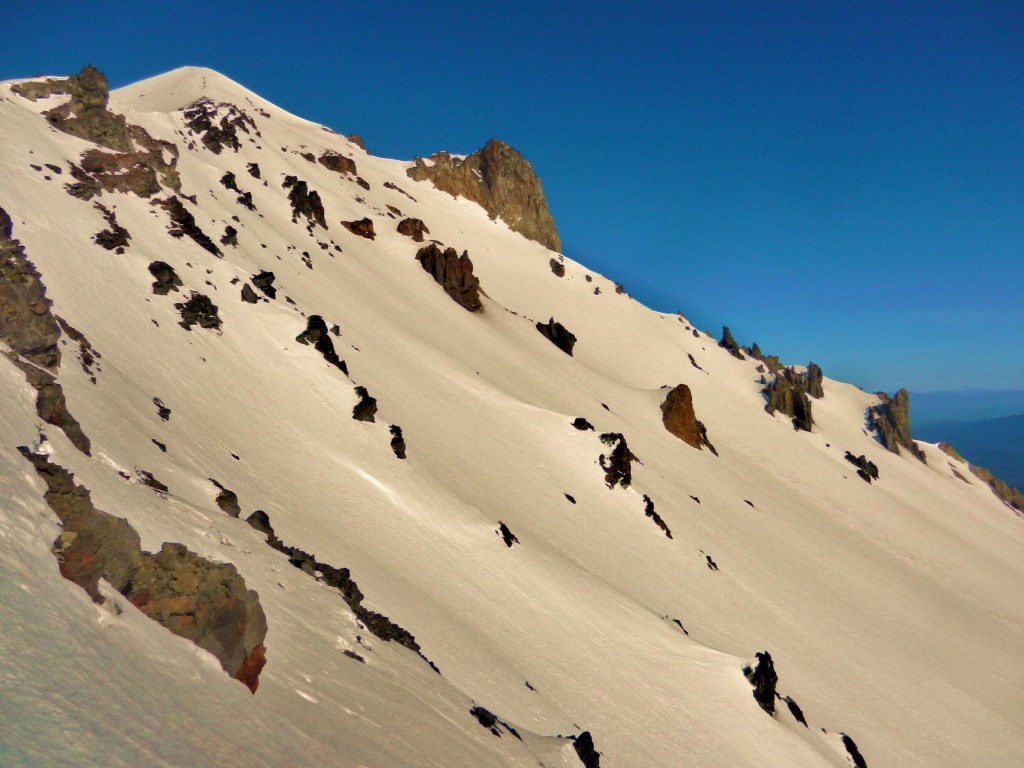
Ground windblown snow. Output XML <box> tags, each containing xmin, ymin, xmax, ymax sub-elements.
<box><xmin>1</xmin><ymin>66</ymin><xmax>1022</xmax><ymax>768</ymax></box>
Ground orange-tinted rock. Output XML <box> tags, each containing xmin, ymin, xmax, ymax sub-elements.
<box><xmin>660</xmin><ymin>385</ymin><xmax>715</xmax><ymax>453</ymax></box>
<box><xmin>234</xmin><ymin>643</ymin><xmax>267</xmax><ymax>693</ymax></box>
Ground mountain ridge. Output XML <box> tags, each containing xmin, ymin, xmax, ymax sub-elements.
<box><xmin>1</xmin><ymin>65</ymin><xmax>1022</xmax><ymax>768</ymax></box>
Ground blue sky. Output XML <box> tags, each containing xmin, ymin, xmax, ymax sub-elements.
<box><xmin>4</xmin><ymin>1</ymin><xmax>1022</xmax><ymax>392</ymax></box>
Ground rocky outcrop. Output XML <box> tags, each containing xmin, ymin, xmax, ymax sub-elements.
<box><xmin>763</xmin><ymin>365</ymin><xmax>824</xmax><ymax>432</ymax></box>
<box><xmin>19</xmin><ymin>449</ymin><xmax>267</xmax><ymax>692</ymax></box>
<box><xmin>295</xmin><ymin>314</ymin><xmax>347</xmax><ymax>375</ymax></box>
<box><xmin>841</xmin><ymin>734</ymin><xmax>868</xmax><ymax>768</ymax></box>
<box><xmin>148</xmin><ymin>261</ymin><xmax>182</xmax><ymax>295</ymax></box>
<box><xmin>660</xmin><ymin>384</ymin><xmax>716</xmax><ymax>453</ymax></box>
<box><xmin>341</xmin><ymin>217</ymin><xmax>375</xmax><ymax>240</ymax></box>
<box><xmin>318</xmin><ymin>150</ymin><xmax>357</xmax><ymax>175</ymax></box>
<box><xmin>536</xmin><ymin>318</ymin><xmax>576</xmax><ymax>356</ymax></box>
<box><xmin>719</xmin><ymin>326</ymin><xmax>745</xmax><ymax>360</ymax></box>
<box><xmin>845</xmin><ymin>452</ymin><xmax>880</xmax><ymax>483</ymax></box>
<box><xmin>572</xmin><ymin>731</ymin><xmax>601</xmax><ymax>768</ymax></box>
<box><xmin>241</xmin><ymin>283</ymin><xmax>258</xmax><ymax>303</ymax></box>
<box><xmin>67</xmin><ymin>146</ymin><xmax>180</xmax><ymax>201</ymax></box>
<box><xmin>415</xmin><ymin>244</ymin><xmax>483</xmax><ymax>312</ymax></box>
<box><xmin>599</xmin><ymin>433</ymin><xmax>636</xmax><ymax>489</ymax></box>
<box><xmin>182</xmin><ymin>98</ymin><xmax>258</xmax><ymax>155</ymax></box>
<box><xmin>396</xmin><ymin>217</ymin><xmax>429</xmax><ymax>242</ymax></box>
<box><xmin>175</xmin><ymin>292</ymin><xmax>222</xmax><ymax>331</ymax></box>
<box><xmin>251</xmin><ymin>270</ymin><xmax>277</xmax><ymax>299</ymax></box>
<box><xmin>161</xmin><ymin>197</ymin><xmax>222</xmax><ymax>256</ymax></box>
<box><xmin>869</xmin><ymin>389</ymin><xmax>926</xmax><ymax>463</ymax></box>
<box><xmin>93</xmin><ymin>205</ymin><xmax>131</xmax><ymax>251</ymax></box>
<box><xmin>642</xmin><ymin>495</ymin><xmax>672</xmax><ymax>538</ymax></box>
<box><xmin>353</xmin><ymin>386</ymin><xmax>378</xmax><ymax>422</ymax></box>
<box><xmin>549</xmin><ymin>258</ymin><xmax>565</xmax><ymax>277</ymax></box>
<box><xmin>282</xmin><ymin>176</ymin><xmax>326</xmax><ymax>229</ymax></box>
<box><xmin>0</xmin><ymin>208</ymin><xmax>91</xmax><ymax>454</ymax></box>
<box><xmin>244</xmin><ymin>510</ymin><xmax>421</xmax><ymax>653</ymax></box>
<box><xmin>407</xmin><ymin>139</ymin><xmax>561</xmax><ymax>252</ymax></box>
<box><xmin>743</xmin><ymin>651</ymin><xmax>778</xmax><ymax>715</ymax></box>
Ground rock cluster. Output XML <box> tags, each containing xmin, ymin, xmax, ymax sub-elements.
<box><xmin>282</xmin><ymin>176</ymin><xmax>326</xmax><ymax>229</ymax></box>
<box><xmin>536</xmin><ymin>317</ymin><xmax>576</xmax><ymax>356</ymax></box>
<box><xmin>67</xmin><ymin>146</ymin><xmax>180</xmax><ymax>201</ymax></box>
<box><xmin>19</xmin><ymin>449</ymin><xmax>267</xmax><ymax>692</ymax></box>
<box><xmin>175</xmin><ymin>292</ymin><xmax>222</xmax><ymax>331</ymax></box>
<box><xmin>295</xmin><ymin>314</ymin><xmax>347</xmax><ymax>374</ymax></box>
<box><xmin>660</xmin><ymin>384</ymin><xmax>716</xmax><ymax>453</ymax></box>
<box><xmin>763</xmin><ymin>364</ymin><xmax>824</xmax><ymax>432</ymax></box>
<box><xmin>868</xmin><ymin>389</ymin><xmax>926</xmax><ymax>462</ymax></box>
<box><xmin>0</xmin><ymin>208</ymin><xmax>90</xmax><ymax>454</ymax></box>
<box><xmin>415</xmin><ymin>244</ymin><xmax>483</xmax><ymax>312</ymax></box>
<box><xmin>408</xmin><ymin>139</ymin><xmax>561</xmax><ymax>252</ymax></box>
<box><xmin>93</xmin><ymin>205</ymin><xmax>131</xmax><ymax>251</ymax></box>
<box><xmin>182</xmin><ymin>98</ymin><xmax>257</xmax><ymax>154</ymax></box>
<box><xmin>251</xmin><ymin>270</ymin><xmax>277</xmax><ymax>298</ymax></box>
<box><xmin>844</xmin><ymin>452</ymin><xmax>879</xmax><ymax>483</ymax></box>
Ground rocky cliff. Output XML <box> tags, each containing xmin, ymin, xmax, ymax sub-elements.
<box><xmin>407</xmin><ymin>139</ymin><xmax>561</xmax><ymax>252</ymax></box>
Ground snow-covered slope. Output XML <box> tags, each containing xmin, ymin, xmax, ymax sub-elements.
<box><xmin>1</xmin><ymin>66</ymin><xmax>1022</xmax><ymax>768</ymax></box>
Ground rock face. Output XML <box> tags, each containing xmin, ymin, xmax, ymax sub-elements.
<box><xmin>0</xmin><ymin>208</ymin><xmax>91</xmax><ymax>454</ymax></box>
<box><xmin>719</xmin><ymin>326</ymin><xmax>745</xmax><ymax>360</ymax></box>
<box><xmin>536</xmin><ymin>318</ymin><xmax>576</xmax><ymax>356</ymax></box>
<box><xmin>744</xmin><ymin>651</ymin><xmax>778</xmax><ymax>715</ymax></box>
<box><xmin>762</xmin><ymin>364</ymin><xmax>824</xmax><ymax>432</ymax></box>
<box><xmin>660</xmin><ymin>384</ymin><xmax>716</xmax><ymax>453</ymax></box>
<box><xmin>396</xmin><ymin>217</ymin><xmax>429</xmax><ymax>242</ymax></box>
<box><xmin>869</xmin><ymin>389</ymin><xmax>926</xmax><ymax>463</ymax></box>
<box><xmin>19</xmin><ymin>450</ymin><xmax>267</xmax><ymax>692</ymax></box>
<box><xmin>415</xmin><ymin>244</ymin><xmax>483</xmax><ymax>312</ymax></box>
<box><xmin>407</xmin><ymin>139</ymin><xmax>561</xmax><ymax>252</ymax></box>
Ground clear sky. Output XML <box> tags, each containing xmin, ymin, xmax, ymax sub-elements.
<box><xmin>4</xmin><ymin>1</ymin><xmax>1022</xmax><ymax>392</ymax></box>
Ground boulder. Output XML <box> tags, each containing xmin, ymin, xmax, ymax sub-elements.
<box><xmin>341</xmin><ymin>217</ymin><xmax>375</xmax><ymax>239</ymax></box>
<box><xmin>744</xmin><ymin>651</ymin><xmax>778</xmax><ymax>715</ymax></box>
<box><xmin>536</xmin><ymin>317</ymin><xmax>576</xmax><ymax>356</ymax></box>
<box><xmin>660</xmin><ymin>384</ymin><xmax>715</xmax><ymax>452</ymax></box>
<box><xmin>318</xmin><ymin>150</ymin><xmax>357</xmax><ymax>175</ymax></box>
<box><xmin>415</xmin><ymin>243</ymin><xmax>483</xmax><ymax>312</ymax></box>
<box><xmin>148</xmin><ymin>261</ymin><xmax>182</xmax><ymax>295</ymax></box>
<box><xmin>396</xmin><ymin>217</ymin><xmax>429</xmax><ymax>242</ymax></box>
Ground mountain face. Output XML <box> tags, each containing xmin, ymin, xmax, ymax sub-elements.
<box><xmin>1</xmin><ymin>65</ymin><xmax>1023</xmax><ymax>768</ymax></box>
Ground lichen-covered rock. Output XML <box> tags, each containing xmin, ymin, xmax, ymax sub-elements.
<box><xmin>1</xmin><ymin>208</ymin><xmax>91</xmax><ymax>454</ymax></box>
<box><xmin>408</xmin><ymin>139</ymin><xmax>561</xmax><ymax>251</ymax></box>
<box><xmin>415</xmin><ymin>244</ymin><xmax>483</xmax><ymax>312</ymax></box>
<box><xmin>19</xmin><ymin>450</ymin><xmax>267</xmax><ymax>692</ymax></box>
<box><xmin>175</xmin><ymin>292</ymin><xmax>222</xmax><ymax>331</ymax></box>
<box><xmin>744</xmin><ymin>651</ymin><xmax>778</xmax><ymax>715</ymax></box>
<box><xmin>341</xmin><ymin>217</ymin><xmax>375</xmax><ymax>240</ymax></box>
<box><xmin>148</xmin><ymin>261</ymin><xmax>182</xmax><ymax>295</ymax></box>
<box><xmin>599</xmin><ymin>433</ymin><xmax>636</xmax><ymax>489</ymax></box>
<box><xmin>719</xmin><ymin>326</ymin><xmax>745</xmax><ymax>360</ymax></box>
<box><xmin>660</xmin><ymin>384</ymin><xmax>715</xmax><ymax>453</ymax></box>
<box><xmin>536</xmin><ymin>317</ymin><xmax>576</xmax><ymax>356</ymax></box>
<box><xmin>282</xmin><ymin>176</ymin><xmax>327</xmax><ymax>229</ymax></box>
<box><xmin>318</xmin><ymin>150</ymin><xmax>357</xmax><ymax>175</ymax></box>
<box><xmin>869</xmin><ymin>389</ymin><xmax>926</xmax><ymax>463</ymax></box>
<box><xmin>396</xmin><ymin>217</ymin><xmax>429</xmax><ymax>242</ymax></box>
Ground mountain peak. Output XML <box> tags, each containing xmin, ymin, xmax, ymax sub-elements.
<box><xmin>112</xmin><ymin>66</ymin><xmax>280</xmax><ymax>117</ymax></box>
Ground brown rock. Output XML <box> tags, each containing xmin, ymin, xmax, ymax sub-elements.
<box><xmin>719</xmin><ymin>325</ymin><xmax>745</xmax><ymax>360</ymax></box>
<box><xmin>415</xmin><ymin>244</ymin><xmax>483</xmax><ymax>312</ymax></box>
<box><xmin>397</xmin><ymin>217</ymin><xmax>429</xmax><ymax>242</ymax></box>
<box><xmin>660</xmin><ymin>384</ymin><xmax>715</xmax><ymax>453</ymax></box>
<box><xmin>318</xmin><ymin>150</ymin><xmax>357</xmax><ymax>175</ymax></box>
<box><xmin>408</xmin><ymin>139</ymin><xmax>561</xmax><ymax>251</ymax></box>
<box><xmin>341</xmin><ymin>217</ymin><xmax>375</xmax><ymax>240</ymax></box>
<box><xmin>869</xmin><ymin>389</ymin><xmax>926</xmax><ymax>463</ymax></box>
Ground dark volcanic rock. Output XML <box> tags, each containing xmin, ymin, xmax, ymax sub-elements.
<box><xmin>599</xmin><ymin>433</ymin><xmax>636</xmax><ymax>489</ymax></box>
<box><xmin>744</xmin><ymin>651</ymin><xmax>778</xmax><ymax>715</ymax></box>
<box><xmin>660</xmin><ymin>384</ymin><xmax>715</xmax><ymax>453</ymax></box>
<box><xmin>572</xmin><ymin>731</ymin><xmax>601</xmax><ymax>768</ymax></box>
<box><xmin>282</xmin><ymin>176</ymin><xmax>327</xmax><ymax>229</ymax></box>
<box><xmin>175</xmin><ymin>292</ymin><xmax>222</xmax><ymax>331</ymax></box>
<box><xmin>295</xmin><ymin>314</ymin><xmax>347</xmax><ymax>374</ymax></box>
<box><xmin>642</xmin><ymin>494</ymin><xmax>672</xmax><ymax>538</ymax></box>
<box><xmin>251</xmin><ymin>270</ymin><xmax>277</xmax><ymax>298</ymax></box>
<box><xmin>845</xmin><ymin>452</ymin><xmax>879</xmax><ymax>483</ymax></box>
<box><xmin>390</xmin><ymin>425</ymin><xmax>407</xmax><ymax>460</ymax></box>
<box><xmin>572</xmin><ymin>417</ymin><xmax>594</xmax><ymax>431</ymax></box>
<box><xmin>341</xmin><ymin>217</ymin><xmax>376</xmax><ymax>240</ymax></box>
<box><xmin>841</xmin><ymin>734</ymin><xmax>869</xmax><ymax>768</ymax></box>
<box><xmin>869</xmin><ymin>389</ymin><xmax>926</xmax><ymax>463</ymax></box>
<box><xmin>148</xmin><ymin>261</ymin><xmax>182</xmax><ymax>295</ymax></box>
<box><xmin>415</xmin><ymin>243</ymin><xmax>483</xmax><ymax>312</ymax></box>
<box><xmin>352</xmin><ymin>386</ymin><xmax>378</xmax><ymax>422</ymax></box>
<box><xmin>240</xmin><ymin>283</ymin><xmax>258</xmax><ymax>303</ymax></box>
<box><xmin>536</xmin><ymin>317</ymin><xmax>576</xmax><ymax>356</ymax></box>
<box><xmin>549</xmin><ymin>258</ymin><xmax>565</xmax><ymax>277</ymax></box>
<box><xmin>498</xmin><ymin>522</ymin><xmax>519</xmax><ymax>547</ymax></box>
<box><xmin>396</xmin><ymin>217</ymin><xmax>429</xmax><ymax>242</ymax></box>
<box><xmin>220</xmin><ymin>225</ymin><xmax>238</xmax><ymax>247</ymax></box>
<box><xmin>784</xmin><ymin>696</ymin><xmax>808</xmax><ymax>727</ymax></box>
<box><xmin>161</xmin><ymin>197</ymin><xmax>222</xmax><ymax>256</ymax></box>
<box><xmin>408</xmin><ymin>138</ymin><xmax>561</xmax><ymax>251</ymax></box>
<box><xmin>318</xmin><ymin>150</ymin><xmax>357</xmax><ymax>175</ymax></box>
<box><xmin>19</xmin><ymin>450</ymin><xmax>267</xmax><ymax>691</ymax></box>
<box><xmin>719</xmin><ymin>326</ymin><xmax>745</xmax><ymax>360</ymax></box>
<box><xmin>0</xmin><ymin>209</ymin><xmax>91</xmax><ymax>454</ymax></box>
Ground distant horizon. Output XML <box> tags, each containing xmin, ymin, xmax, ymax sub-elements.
<box><xmin>4</xmin><ymin>1</ymin><xmax>1021</xmax><ymax>394</ymax></box>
